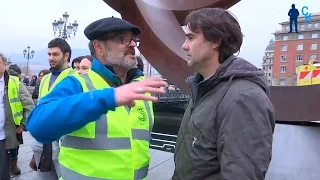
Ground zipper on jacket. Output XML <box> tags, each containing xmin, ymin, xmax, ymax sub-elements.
<box><xmin>192</xmin><ymin>136</ymin><xmax>197</xmax><ymax>147</ymax></box>
<box><xmin>186</xmin><ymin>79</ymin><xmax>196</xmax><ymax>105</ymax></box>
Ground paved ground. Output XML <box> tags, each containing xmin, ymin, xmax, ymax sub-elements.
<box><xmin>12</xmin><ymin>132</ymin><xmax>38</xmax><ymax>180</ymax></box>
<box><xmin>12</xmin><ymin>132</ymin><xmax>174</xmax><ymax>180</ymax></box>
<box><xmin>13</xmin><ymin>123</ymin><xmax>320</xmax><ymax>180</ymax></box>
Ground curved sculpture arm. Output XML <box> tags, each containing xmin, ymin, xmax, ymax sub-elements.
<box><xmin>103</xmin><ymin>0</ymin><xmax>240</xmax><ymax>93</ymax></box>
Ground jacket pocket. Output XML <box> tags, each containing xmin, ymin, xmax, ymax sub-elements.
<box><xmin>188</xmin><ymin>119</ymin><xmax>218</xmax><ymax>160</ymax></box>
<box><xmin>189</xmin><ymin>121</ymin><xmax>222</xmax><ymax>177</ymax></box>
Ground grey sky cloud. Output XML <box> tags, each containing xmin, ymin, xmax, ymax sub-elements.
<box><xmin>0</xmin><ymin>0</ymin><xmax>319</xmax><ymax>68</ymax></box>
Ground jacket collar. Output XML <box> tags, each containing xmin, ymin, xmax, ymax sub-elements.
<box><xmin>49</xmin><ymin>67</ymin><xmax>70</xmax><ymax>76</ymax></box>
<box><xmin>3</xmin><ymin>71</ymin><xmax>9</xmax><ymax>86</ymax></box>
<box><xmin>91</xmin><ymin>58</ymin><xmax>144</xmax><ymax>86</ymax></box>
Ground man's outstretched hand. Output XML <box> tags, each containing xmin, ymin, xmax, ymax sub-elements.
<box><xmin>115</xmin><ymin>77</ymin><xmax>168</xmax><ymax>106</ymax></box>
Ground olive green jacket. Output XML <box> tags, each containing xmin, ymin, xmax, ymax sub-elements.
<box><xmin>3</xmin><ymin>70</ymin><xmax>34</xmax><ymax>149</ymax></box>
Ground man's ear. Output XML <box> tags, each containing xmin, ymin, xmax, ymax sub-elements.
<box><xmin>93</xmin><ymin>40</ymin><xmax>106</xmax><ymax>57</ymax></box>
<box><xmin>65</xmin><ymin>52</ymin><xmax>70</xmax><ymax>61</ymax></box>
<box><xmin>212</xmin><ymin>38</ymin><xmax>221</xmax><ymax>50</ymax></box>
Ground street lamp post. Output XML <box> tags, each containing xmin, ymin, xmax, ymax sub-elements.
<box><xmin>23</xmin><ymin>46</ymin><xmax>35</xmax><ymax>75</ymax></box>
<box><xmin>52</xmin><ymin>12</ymin><xmax>79</xmax><ymax>40</ymax></box>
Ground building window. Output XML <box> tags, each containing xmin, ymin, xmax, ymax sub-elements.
<box><xmin>280</xmin><ymin>55</ymin><xmax>287</xmax><ymax>62</ymax></box>
<box><xmin>281</xmin><ymin>45</ymin><xmax>288</xmax><ymax>51</ymax></box>
<box><xmin>298</xmin><ymin>34</ymin><xmax>304</xmax><ymax>39</ymax></box>
<box><xmin>269</xmin><ymin>66</ymin><xmax>271</xmax><ymax>69</ymax></box>
<box><xmin>280</xmin><ymin>79</ymin><xmax>286</xmax><ymax>86</ymax></box>
<box><xmin>297</xmin><ymin>44</ymin><xmax>303</xmax><ymax>50</ymax></box>
<box><xmin>312</xmin><ymin>33</ymin><xmax>318</xmax><ymax>38</ymax></box>
<box><xmin>285</xmin><ymin>26</ymin><xmax>289</xmax><ymax>31</ymax></box>
<box><xmin>311</xmin><ymin>43</ymin><xmax>318</xmax><ymax>50</ymax></box>
<box><xmin>315</xmin><ymin>23</ymin><xmax>319</xmax><ymax>28</ymax></box>
<box><xmin>310</xmin><ymin>54</ymin><xmax>317</xmax><ymax>60</ymax></box>
<box><xmin>282</xmin><ymin>36</ymin><xmax>288</xmax><ymax>40</ymax></box>
<box><xmin>296</xmin><ymin>55</ymin><xmax>303</xmax><ymax>61</ymax></box>
<box><xmin>269</xmin><ymin>73</ymin><xmax>271</xmax><ymax>76</ymax></box>
<box><xmin>307</xmin><ymin>23</ymin><xmax>312</xmax><ymax>28</ymax></box>
<box><xmin>280</xmin><ymin>66</ymin><xmax>287</xmax><ymax>73</ymax></box>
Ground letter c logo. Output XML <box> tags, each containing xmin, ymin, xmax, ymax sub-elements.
<box><xmin>302</xmin><ymin>6</ymin><xmax>309</xmax><ymax>16</ymax></box>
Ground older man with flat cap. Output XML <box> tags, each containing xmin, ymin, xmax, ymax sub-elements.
<box><xmin>26</xmin><ymin>17</ymin><xmax>167</xmax><ymax>180</ymax></box>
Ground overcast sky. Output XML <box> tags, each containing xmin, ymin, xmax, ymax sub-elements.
<box><xmin>0</xmin><ymin>0</ymin><xmax>319</xmax><ymax>68</ymax></box>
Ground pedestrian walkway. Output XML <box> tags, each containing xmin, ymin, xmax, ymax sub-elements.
<box><xmin>12</xmin><ymin>132</ymin><xmax>37</xmax><ymax>180</ymax></box>
<box><xmin>16</xmin><ymin>123</ymin><xmax>320</xmax><ymax>180</ymax></box>
<box><xmin>13</xmin><ymin>132</ymin><xmax>175</xmax><ymax>180</ymax></box>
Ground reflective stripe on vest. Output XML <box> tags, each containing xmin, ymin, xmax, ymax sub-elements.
<box><xmin>60</xmin><ymin>164</ymin><xmax>150</xmax><ymax>180</ymax></box>
<box><xmin>8</xmin><ymin>76</ymin><xmax>23</xmax><ymax>125</ymax></box>
<box><xmin>59</xmin><ymin>71</ymin><xmax>151</xmax><ymax>179</ymax></box>
<box><xmin>38</xmin><ymin>68</ymin><xmax>75</xmax><ymax>98</ymax></box>
<box><xmin>130</xmin><ymin>76</ymin><xmax>154</xmax><ymax>180</ymax></box>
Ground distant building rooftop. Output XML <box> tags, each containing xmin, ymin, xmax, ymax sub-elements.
<box><xmin>265</xmin><ymin>39</ymin><xmax>275</xmax><ymax>51</ymax></box>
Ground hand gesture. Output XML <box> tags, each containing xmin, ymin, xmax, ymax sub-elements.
<box><xmin>115</xmin><ymin>77</ymin><xmax>168</xmax><ymax>106</ymax></box>
<box><xmin>16</xmin><ymin>126</ymin><xmax>24</xmax><ymax>134</ymax></box>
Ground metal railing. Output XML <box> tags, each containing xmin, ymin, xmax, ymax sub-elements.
<box><xmin>153</xmin><ymin>90</ymin><xmax>191</xmax><ymax>103</ymax></box>
<box><xmin>27</xmin><ymin>86</ymin><xmax>191</xmax><ymax>104</ymax></box>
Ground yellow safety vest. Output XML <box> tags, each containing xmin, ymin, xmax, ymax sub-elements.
<box><xmin>59</xmin><ymin>70</ymin><xmax>154</xmax><ymax>180</ymax></box>
<box><xmin>8</xmin><ymin>76</ymin><xmax>23</xmax><ymax>125</ymax></box>
<box><xmin>38</xmin><ymin>68</ymin><xmax>74</xmax><ymax>98</ymax></box>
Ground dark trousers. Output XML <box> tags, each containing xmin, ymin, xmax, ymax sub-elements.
<box><xmin>290</xmin><ymin>18</ymin><xmax>298</xmax><ymax>32</ymax></box>
<box><xmin>0</xmin><ymin>139</ymin><xmax>10</xmax><ymax>180</ymax></box>
<box><xmin>10</xmin><ymin>146</ymin><xmax>19</xmax><ymax>159</ymax></box>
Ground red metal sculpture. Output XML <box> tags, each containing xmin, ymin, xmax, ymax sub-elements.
<box><xmin>103</xmin><ymin>0</ymin><xmax>320</xmax><ymax>122</ymax></box>
<box><xmin>103</xmin><ymin>0</ymin><xmax>240</xmax><ymax>93</ymax></box>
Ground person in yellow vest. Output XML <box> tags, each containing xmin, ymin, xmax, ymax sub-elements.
<box><xmin>29</xmin><ymin>38</ymin><xmax>75</xmax><ymax>180</ymax></box>
<box><xmin>7</xmin><ymin>65</ymin><xmax>27</xmax><ymax>176</ymax></box>
<box><xmin>0</xmin><ymin>53</ymin><xmax>35</xmax><ymax>179</ymax></box>
<box><xmin>26</xmin><ymin>17</ymin><xmax>167</xmax><ymax>180</ymax></box>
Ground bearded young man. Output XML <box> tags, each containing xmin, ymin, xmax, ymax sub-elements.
<box><xmin>30</xmin><ymin>38</ymin><xmax>74</xmax><ymax>180</ymax></box>
<box><xmin>172</xmin><ymin>8</ymin><xmax>275</xmax><ymax>180</ymax></box>
<box><xmin>27</xmin><ymin>17</ymin><xmax>167</xmax><ymax>179</ymax></box>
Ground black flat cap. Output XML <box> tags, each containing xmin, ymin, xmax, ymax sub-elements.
<box><xmin>84</xmin><ymin>17</ymin><xmax>141</xmax><ymax>40</ymax></box>
<box><xmin>8</xmin><ymin>64</ymin><xmax>21</xmax><ymax>75</ymax></box>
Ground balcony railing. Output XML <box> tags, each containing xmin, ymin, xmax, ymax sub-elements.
<box><xmin>275</xmin><ymin>26</ymin><xmax>320</xmax><ymax>33</ymax></box>
<box><xmin>262</xmin><ymin>61</ymin><xmax>273</xmax><ymax>66</ymax></box>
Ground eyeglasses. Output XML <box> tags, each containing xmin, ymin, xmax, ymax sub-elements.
<box><xmin>113</xmin><ymin>36</ymin><xmax>140</xmax><ymax>47</ymax></box>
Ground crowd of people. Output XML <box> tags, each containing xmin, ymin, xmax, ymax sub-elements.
<box><xmin>0</xmin><ymin>17</ymin><xmax>160</xmax><ymax>179</ymax></box>
<box><xmin>0</xmin><ymin>7</ymin><xmax>275</xmax><ymax>180</ymax></box>
<box><xmin>1</xmin><ymin>47</ymin><xmax>104</xmax><ymax>179</ymax></box>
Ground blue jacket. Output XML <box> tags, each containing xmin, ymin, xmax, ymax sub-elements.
<box><xmin>27</xmin><ymin>58</ymin><xmax>143</xmax><ymax>144</ymax></box>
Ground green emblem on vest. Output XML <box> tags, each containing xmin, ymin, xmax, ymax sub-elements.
<box><xmin>137</xmin><ymin>106</ymin><xmax>147</xmax><ymax>124</ymax></box>
<box><xmin>12</xmin><ymin>87</ymin><xmax>16</xmax><ymax>96</ymax></box>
